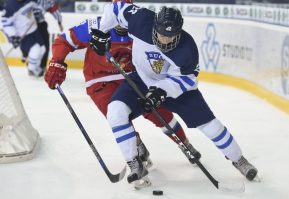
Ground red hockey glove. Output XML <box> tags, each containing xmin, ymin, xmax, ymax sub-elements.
<box><xmin>44</xmin><ymin>60</ymin><xmax>67</xmax><ymax>89</ymax></box>
<box><xmin>139</xmin><ymin>86</ymin><xmax>167</xmax><ymax>112</ymax></box>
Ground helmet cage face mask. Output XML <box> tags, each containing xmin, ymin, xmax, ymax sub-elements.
<box><xmin>152</xmin><ymin>29</ymin><xmax>181</xmax><ymax>53</ymax></box>
<box><xmin>152</xmin><ymin>7</ymin><xmax>183</xmax><ymax>53</ymax></box>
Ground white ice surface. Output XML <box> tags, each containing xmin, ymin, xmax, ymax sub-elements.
<box><xmin>1</xmin><ymin>67</ymin><xmax>289</xmax><ymax>199</ymax></box>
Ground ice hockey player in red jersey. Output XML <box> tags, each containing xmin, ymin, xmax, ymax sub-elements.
<box><xmin>44</xmin><ymin>0</ymin><xmax>201</xmax><ymax>187</ymax></box>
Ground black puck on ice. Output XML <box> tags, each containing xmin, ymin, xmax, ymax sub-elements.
<box><xmin>153</xmin><ymin>190</ymin><xmax>163</xmax><ymax>196</ymax></box>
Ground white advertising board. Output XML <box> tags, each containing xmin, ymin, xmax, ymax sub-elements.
<box><xmin>183</xmin><ymin>18</ymin><xmax>289</xmax><ymax>100</ymax></box>
<box><xmin>1</xmin><ymin>5</ymin><xmax>288</xmax><ymax>103</ymax></box>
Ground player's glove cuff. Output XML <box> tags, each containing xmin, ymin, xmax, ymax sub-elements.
<box><xmin>44</xmin><ymin>60</ymin><xmax>67</xmax><ymax>89</ymax></box>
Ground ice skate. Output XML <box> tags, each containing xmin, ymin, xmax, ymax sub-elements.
<box><xmin>127</xmin><ymin>156</ymin><xmax>149</xmax><ymax>182</ymax></box>
<box><xmin>137</xmin><ymin>141</ymin><xmax>153</xmax><ymax>169</ymax></box>
<box><xmin>233</xmin><ymin>156</ymin><xmax>258</xmax><ymax>181</ymax></box>
<box><xmin>28</xmin><ymin>67</ymin><xmax>44</xmax><ymax>77</ymax></box>
<box><xmin>179</xmin><ymin>140</ymin><xmax>201</xmax><ymax>164</ymax></box>
<box><xmin>21</xmin><ymin>56</ymin><xmax>27</xmax><ymax>64</ymax></box>
<box><xmin>127</xmin><ymin>156</ymin><xmax>151</xmax><ymax>189</ymax></box>
<box><xmin>133</xmin><ymin>175</ymin><xmax>151</xmax><ymax>190</ymax></box>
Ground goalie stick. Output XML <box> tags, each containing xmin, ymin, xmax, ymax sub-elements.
<box><xmin>56</xmin><ymin>85</ymin><xmax>126</xmax><ymax>183</ymax></box>
<box><xmin>105</xmin><ymin>51</ymin><xmax>245</xmax><ymax>193</ymax></box>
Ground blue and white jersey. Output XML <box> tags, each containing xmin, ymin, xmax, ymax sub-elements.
<box><xmin>97</xmin><ymin>2</ymin><xmax>199</xmax><ymax>98</ymax></box>
<box><xmin>37</xmin><ymin>0</ymin><xmax>55</xmax><ymax>11</ymax></box>
<box><xmin>1</xmin><ymin>0</ymin><xmax>38</xmax><ymax>37</ymax></box>
<box><xmin>61</xmin><ymin>17</ymin><xmax>100</xmax><ymax>48</ymax></box>
<box><xmin>36</xmin><ymin>0</ymin><xmax>62</xmax><ymax>24</ymax></box>
<box><xmin>61</xmin><ymin>16</ymin><xmax>131</xmax><ymax>50</ymax></box>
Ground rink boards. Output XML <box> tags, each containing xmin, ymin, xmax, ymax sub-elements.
<box><xmin>0</xmin><ymin>11</ymin><xmax>289</xmax><ymax>114</ymax></box>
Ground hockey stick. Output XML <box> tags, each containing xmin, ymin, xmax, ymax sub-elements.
<box><xmin>55</xmin><ymin>84</ymin><xmax>126</xmax><ymax>183</ymax></box>
<box><xmin>105</xmin><ymin>52</ymin><xmax>245</xmax><ymax>192</ymax></box>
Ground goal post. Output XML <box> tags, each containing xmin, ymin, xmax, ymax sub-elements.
<box><xmin>0</xmin><ymin>48</ymin><xmax>39</xmax><ymax>163</ymax></box>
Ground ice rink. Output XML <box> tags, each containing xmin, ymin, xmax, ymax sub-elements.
<box><xmin>1</xmin><ymin>67</ymin><xmax>289</xmax><ymax>199</ymax></box>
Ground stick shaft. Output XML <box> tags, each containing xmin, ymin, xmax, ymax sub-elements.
<box><xmin>56</xmin><ymin>85</ymin><xmax>126</xmax><ymax>183</ymax></box>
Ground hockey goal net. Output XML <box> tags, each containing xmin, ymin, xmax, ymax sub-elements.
<box><xmin>0</xmin><ymin>48</ymin><xmax>39</xmax><ymax>163</ymax></box>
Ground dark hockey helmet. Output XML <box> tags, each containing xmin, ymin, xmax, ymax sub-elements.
<box><xmin>112</xmin><ymin>0</ymin><xmax>133</xmax><ymax>36</ymax></box>
<box><xmin>152</xmin><ymin>7</ymin><xmax>183</xmax><ymax>52</ymax></box>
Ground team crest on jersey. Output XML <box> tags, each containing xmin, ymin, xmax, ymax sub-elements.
<box><xmin>145</xmin><ymin>52</ymin><xmax>165</xmax><ymax>74</ymax></box>
<box><xmin>23</xmin><ymin>9</ymin><xmax>33</xmax><ymax>18</ymax></box>
<box><xmin>28</xmin><ymin>11</ymin><xmax>33</xmax><ymax>18</ymax></box>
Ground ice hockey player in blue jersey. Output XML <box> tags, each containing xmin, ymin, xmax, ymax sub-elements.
<box><xmin>89</xmin><ymin>2</ymin><xmax>258</xmax><ymax>187</ymax></box>
<box><xmin>26</xmin><ymin>0</ymin><xmax>63</xmax><ymax>72</ymax></box>
<box><xmin>1</xmin><ymin>0</ymin><xmax>46</xmax><ymax>77</ymax></box>
<box><xmin>0</xmin><ymin>0</ymin><xmax>4</xmax><ymax>10</ymax></box>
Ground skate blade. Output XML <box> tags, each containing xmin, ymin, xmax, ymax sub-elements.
<box><xmin>218</xmin><ymin>181</ymin><xmax>245</xmax><ymax>193</ymax></box>
<box><xmin>143</xmin><ymin>158</ymin><xmax>153</xmax><ymax>169</ymax></box>
<box><xmin>134</xmin><ymin>176</ymin><xmax>152</xmax><ymax>190</ymax></box>
<box><xmin>252</xmin><ymin>175</ymin><xmax>261</xmax><ymax>182</ymax></box>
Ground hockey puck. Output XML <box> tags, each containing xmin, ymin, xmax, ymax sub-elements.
<box><xmin>153</xmin><ymin>190</ymin><xmax>163</xmax><ymax>196</ymax></box>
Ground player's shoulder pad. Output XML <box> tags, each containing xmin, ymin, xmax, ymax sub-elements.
<box><xmin>123</xmin><ymin>6</ymin><xmax>155</xmax><ymax>44</ymax></box>
<box><xmin>122</xmin><ymin>4</ymin><xmax>141</xmax><ymax>19</ymax></box>
<box><xmin>72</xmin><ymin>17</ymin><xmax>100</xmax><ymax>43</ymax></box>
<box><xmin>165</xmin><ymin>31</ymin><xmax>199</xmax><ymax>75</ymax></box>
<box><xmin>3</xmin><ymin>0</ymin><xmax>23</xmax><ymax>17</ymax></box>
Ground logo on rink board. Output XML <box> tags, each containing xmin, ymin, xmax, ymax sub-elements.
<box><xmin>201</xmin><ymin>23</ymin><xmax>221</xmax><ymax>71</ymax></box>
<box><xmin>281</xmin><ymin>36</ymin><xmax>289</xmax><ymax>95</ymax></box>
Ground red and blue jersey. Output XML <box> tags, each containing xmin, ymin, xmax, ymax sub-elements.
<box><xmin>51</xmin><ymin>16</ymin><xmax>133</xmax><ymax>90</ymax></box>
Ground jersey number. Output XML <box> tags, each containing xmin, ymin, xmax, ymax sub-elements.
<box><xmin>127</xmin><ymin>6</ymin><xmax>140</xmax><ymax>15</ymax></box>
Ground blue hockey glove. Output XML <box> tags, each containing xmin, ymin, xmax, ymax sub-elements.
<box><xmin>140</xmin><ymin>86</ymin><xmax>167</xmax><ymax>112</ymax></box>
<box><xmin>89</xmin><ymin>28</ymin><xmax>111</xmax><ymax>56</ymax></box>
<box><xmin>11</xmin><ymin>36</ymin><xmax>21</xmax><ymax>48</ymax></box>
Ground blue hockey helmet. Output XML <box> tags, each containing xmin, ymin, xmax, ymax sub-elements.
<box><xmin>152</xmin><ymin>7</ymin><xmax>183</xmax><ymax>52</ymax></box>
